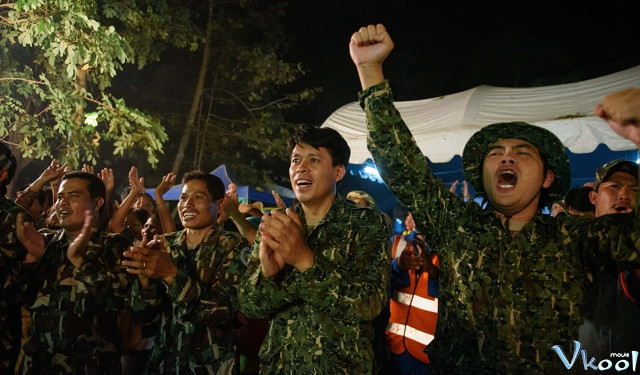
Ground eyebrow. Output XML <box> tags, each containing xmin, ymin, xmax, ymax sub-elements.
<box><xmin>488</xmin><ymin>143</ymin><xmax>536</xmax><ymax>152</ymax></box>
<box><xmin>58</xmin><ymin>189</ymin><xmax>83</xmax><ymax>196</ymax></box>
<box><xmin>291</xmin><ymin>152</ymin><xmax>320</xmax><ymax>158</ymax></box>
<box><xmin>180</xmin><ymin>190</ymin><xmax>211</xmax><ymax>197</ymax></box>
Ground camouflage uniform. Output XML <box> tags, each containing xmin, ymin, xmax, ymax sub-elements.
<box><xmin>238</xmin><ymin>196</ymin><xmax>391</xmax><ymax>374</ymax></box>
<box><xmin>17</xmin><ymin>230</ymin><xmax>133</xmax><ymax>375</ymax></box>
<box><xmin>0</xmin><ymin>196</ymin><xmax>32</xmax><ymax>372</ymax></box>
<box><xmin>360</xmin><ymin>81</ymin><xmax>640</xmax><ymax>375</ymax></box>
<box><xmin>129</xmin><ymin>227</ymin><xmax>249</xmax><ymax>374</ymax></box>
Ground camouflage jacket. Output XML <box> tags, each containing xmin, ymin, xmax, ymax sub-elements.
<box><xmin>0</xmin><ymin>196</ymin><xmax>32</xmax><ymax>371</ymax></box>
<box><xmin>360</xmin><ymin>81</ymin><xmax>640</xmax><ymax>375</ymax></box>
<box><xmin>238</xmin><ymin>195</ymin><xmax>391</xmax><ymax>374</ymax></box>
<box><xmin>18</xmin><ymin>230</ymin><xmax>133</xmax><ymax>375</ymax></box>
<box><xmin>129</xmin><ymin>226</ymin><xmax>249</xmax><ymax>374</ymax></box>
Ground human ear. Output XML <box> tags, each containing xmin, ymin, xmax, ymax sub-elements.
<box><xmin>93</xmin><ymin>197</ymin><xmax>104</xmax><ymax>211</ymax></box>
<box><xmin>542</xmin><ymin>170</ymin><xmax>555</xmax><ymax>189</ymax></box>
<box><xmin>334</xmin><ymin>165</ymin><xmax>346</xmax><ymax>182</ymax></box>
<box><xmin>589</xmin><ymin>190</ymin><xmax>598</xmax><ymax>206</ymax></box>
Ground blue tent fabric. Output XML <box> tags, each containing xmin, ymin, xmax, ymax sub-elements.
<box><xmin>146</xmin><ymin>164</ymin><xmax>295</xmax><ymax>206</ymax></box>
<box><xmin>339</xmin><ymin>145</ymin><xmax>639</xmax><ymax>218</ymax></box>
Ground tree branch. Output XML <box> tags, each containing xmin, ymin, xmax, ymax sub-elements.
<box><xmin>0</xmin><ymin>77</ymin><xmax>45</xmax><ymax>85</ymax></box>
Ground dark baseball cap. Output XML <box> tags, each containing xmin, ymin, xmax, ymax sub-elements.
<box><xmin>593</xmin><ymin>159</ymin><xmax>638</xmax><ymax>190</ymax></box>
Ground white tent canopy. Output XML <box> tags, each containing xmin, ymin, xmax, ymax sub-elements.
<box><xmin>321</xmin><ymin>65</ymin><xmax>640</xmax><ymax>164</ymax></box>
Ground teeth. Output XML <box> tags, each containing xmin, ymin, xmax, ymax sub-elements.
<box><xmin>501</xmin><ymin>170</ymin><xmax>515</xmax><ymax>175</ymax></box>
<box><xmin>297</xmin><ymin>180</ymin><xmax>311</xmax><ymax>185</ymax></box>
<box><xmin>183</xmin><ymin>212</ymin><xmax>196</xmax><ymax>218</ymax></box>
<box><xmin>499</xmin><ymin>184</ymin><xmax>514</xmax><ymax>189</ymax></box>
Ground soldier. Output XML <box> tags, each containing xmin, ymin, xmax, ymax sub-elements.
<box><xmin>0</xmin><ymin>142</ymin><xmax>35</xmax><ymax>373</ymax></box>
<box><xmin>238</xmin><ymin>126</ymin><xmax>391</xmax><ymax>374</ymax></box>
<box><xmin>579</xmin><ymin>159</ymin><xmax>640</xmax><ymax>362</ymax></box>
<box><xmin>16</xmin><ymin>171</ymin><xmax>133</xmax><ymax>374</ymax></box>
<box><xmin>123</xmin><ymin>171</ymin><xmax>249</xmax><ymax>374</ymax></box>
<box><xmin>350</xmin><ymin>24</ymin><xmax>640</xmax><ymax>374</ymax></box>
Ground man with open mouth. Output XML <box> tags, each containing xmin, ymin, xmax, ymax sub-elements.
<box><xmin>350</xmin><ymin>23</ymin><xmax>640</xmax><ymax>375</ymax></box>
<box><xmin>579</xmin><ymin>159</ymin><xmax>640</xmax><ymax>365</ymax></box>
<box><xmin>16</xmin><ymin>170</ymin><xmax>132</xmax><ymax>374</ymax></box>
<box><xmin>238</xmin><ymin>126</ymin><xmax>391</xmax><ymax>374</ymax></box>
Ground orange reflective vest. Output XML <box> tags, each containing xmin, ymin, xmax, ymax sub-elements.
<box><xmin>386</xmin><ymin>234</ymin><xmax>439</xmax><ymax>363</ymax></box>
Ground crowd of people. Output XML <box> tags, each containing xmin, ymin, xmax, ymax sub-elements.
<box><xmin>0</xmin><ymin>23</ymin><xmax>639</xmax><ymax>375</ymax></box>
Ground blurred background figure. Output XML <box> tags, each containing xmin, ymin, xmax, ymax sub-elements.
<box><xmin>347</xmin><ymin>190</ymin><xmax>376</xmax><ymax>208</ymax></box>
<box><xmin>448</xmin><ymin>180</ymin><xmax>471</xmax><ymax>202</ymax></box>
<box><xmin>565</xmin><ymin>186</ymin><xmax>595</xmax><ymax>217</ymax></box>
<box><xmin>387</xmin><ymin>211</ymin><xmax>439</xmax><ymax>375</ymax></box>
<box><xmin>347</xmin><ymin>190</ymin><xmax>392</xmax><ymax>231</ymax></box>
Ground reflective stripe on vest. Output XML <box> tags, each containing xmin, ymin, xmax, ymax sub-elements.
<box><xmin>392</xmin><ymin>290</ymin><xmax>438</xmax><ymax>313</ymax></box>
<box><xmin>386</xmin><ymin>321</ymin><xmax>435</xmax><ymax>347</ymax></box>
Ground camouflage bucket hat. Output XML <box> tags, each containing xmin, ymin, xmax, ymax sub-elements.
<box><xmin>593</xmin><ymin>159</ymin><xmax>638</xmax><ymax>190</ymax></box>
<box><xmin>462</xmin><ymin>122</ymin><xmax>571</xmax><ymax>200</ymax></box>
<box><xmin>0</xmin><ymin>142</ymin><xmax>17</xmax><ymax>183</ymax></box>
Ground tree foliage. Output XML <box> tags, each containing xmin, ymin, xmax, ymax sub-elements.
<box><xmin>0</xmin><ymin>0</ymin><xmax>200</xmax><ymax>169</ymax></box>
<box><xmin>170</xmin><ymin>0</ymin><xmax>321</xmax><ymax>187</ymax></box>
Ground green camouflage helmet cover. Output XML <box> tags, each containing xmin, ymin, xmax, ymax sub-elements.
<box><xmin>593</xmin><ymin>159</ymin><xmax>638</xmax><ymax>191</ymax></box>
<box><xmin>462</xmin><ymin>122</ymin><xmax>571</xmax><ymax>200</ymax></box>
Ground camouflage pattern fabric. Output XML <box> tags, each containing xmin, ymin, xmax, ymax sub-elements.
<box><xmin>238</xmin><ymin>195</ymin><xmax>391</xmax><ymax>375</ymax></box>
<box><xmin>17</xmin><ymin>230</ymin><xmax>133</xmax><ymax>375</ymax></box>
<box><xmin>593</xmin><ymin>158</ymin><xmax>638</xmax><ymax>190</ymax></box>
<box><xmin>129</xmin><ymin>227</ymin><xmax>249</xmax><ymax>374</ymax></box>
<box><xmin>0</xmin><ymin>196</ymin><xmax>32</xmax><ymax>372</ymax></box>
<box><xmin>462</xmin><ymin>121</ymin><xmax>571</xmax><ymax>201</ymax></box>
<box><xmin>359</xmin><ymin>80</ymin><xmax>640</xmax><ymax>375</ymax></box>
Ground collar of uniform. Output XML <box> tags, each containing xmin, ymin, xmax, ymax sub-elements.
<box><xmin>291</xmin><ymin>194</ymin><xmax>348</xmax><ymax>229</ymax></box>
<box><xmin>175</xmin><ymin>226</ymin><xmax>218</xmax><ymax>248</ymax></box>
<box><xmin>54</xmin><ymin>228</ymin><xmax>103</xmax><ymax>244</ymax></box>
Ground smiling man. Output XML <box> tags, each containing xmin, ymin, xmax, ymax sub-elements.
<box><xmin>17</xmin><ymin>171</ymin><xmax>132</xmax><ymax>374</ymax></box>
<box><xmin>124</xmin><ymin>171</ymin><xmax>249</xmax><ymax>374</ymax></box>
<box><xmin>0</xmin><ymin>142</ymin><xmax>33</xmax><ymax>373</ymax></box>
<box><xmin>238</xmin><ymin>126</ymin><xmax>391</xmax><ymax>374</ymax></box>
<box><xmin>350</xmin><ymin>24</ymin><xmax>640</xmax><ymax>374</ymax></box>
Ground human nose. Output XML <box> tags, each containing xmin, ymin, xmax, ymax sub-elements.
<box><xmin>618</xmin><ymin>186</ymin><xmax>632</xmax><ymax>201</ymax></box>
<box><xmin>296</xmin><ymin>160</ymin><xmax>310</xmax><ymax>172</ymax></box>
<box><xmin>57</xmin><ymin>196</ymin><xmax>69</xmax><ymax>207</ymax></box>
<box><xmin>181</xmin><ymin>195</ymin><xmax>195</xmax><ymax>207</ymax></box>
<box><xmin>500</xmin><ymin>149</ymin><xmax>516</xmax><ymax>164</ymax></box>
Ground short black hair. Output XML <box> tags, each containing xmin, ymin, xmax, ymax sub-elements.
<box><xmin>62</xmin><ymin>171</ymin><xmax>106</xmax><ymax>201</ymax></box>
<box><xmin>120</xmin><ymin>186</ymin><xmax>132</xmax><ymax>202</ymax></box>
<box><xmin>565</xmin><ymin>186</ymin><xmax>595</xmax><ymax>214</ymax></box>
<box><xmin>61</xmin><ymin>171</ymin><xmax>107</xmax><ymax>230</ymax></box>
<box><xmin>181</xmin><ymin>171</ymin><xmax>225</xmax><ymax>201</ymax></box>
<box><xmin>133</xmin><ymin>207</ymin><xmax>150</xmax><ymax>224</ymax></box>
<box><xmin>288</xmin><ymin>126</ymin><xmax>350</xmax><ymax>167</ymax></box>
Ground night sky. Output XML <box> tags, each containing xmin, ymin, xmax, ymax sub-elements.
<box><xmin>279</xmin><ymin>1</ymin><xmax>640</xmax><ymax>214</ymax></box>
<box><xmin>14</xmin><ymin>1</ymin><xmax>640</xmax><ymax>205</ymax></box>
<box><xmin>284</xmin><ymin>1</ymin><xmax>640</xmax><ymax>126</ymax></box>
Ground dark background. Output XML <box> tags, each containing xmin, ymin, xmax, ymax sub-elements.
<box><xmin>279</xmin><ymin>1</ymin><xmax>640</xmax><ymax>217</ymax></box>
<box><xmin>13</xmin><ymin>1</ymin><xmax>640</xmax><ymax>219</ymax></box>
<box><xmin>284</xmin><ymin>1</ymin><xmax>640</xmax><ymax>126</ymax></box>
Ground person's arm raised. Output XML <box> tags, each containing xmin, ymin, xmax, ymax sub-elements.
<box><xmin>109</xmin><ymin>166</ymin><xmax>144</xmax><ymax>233</ymax></box>
<box><xmin>595</xmin><ymin>88</ymin><xmax>640</xmax><ymax>148</ymax></box>
<box><xmin>349</xmin><ymin>23</ymin><xmax>394</xmax><ymax>90</ymax></box>
<box><xmin>154</xmin><ymin>173</ymin><xmax>176</xmax><ymax>233</ymax></box>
